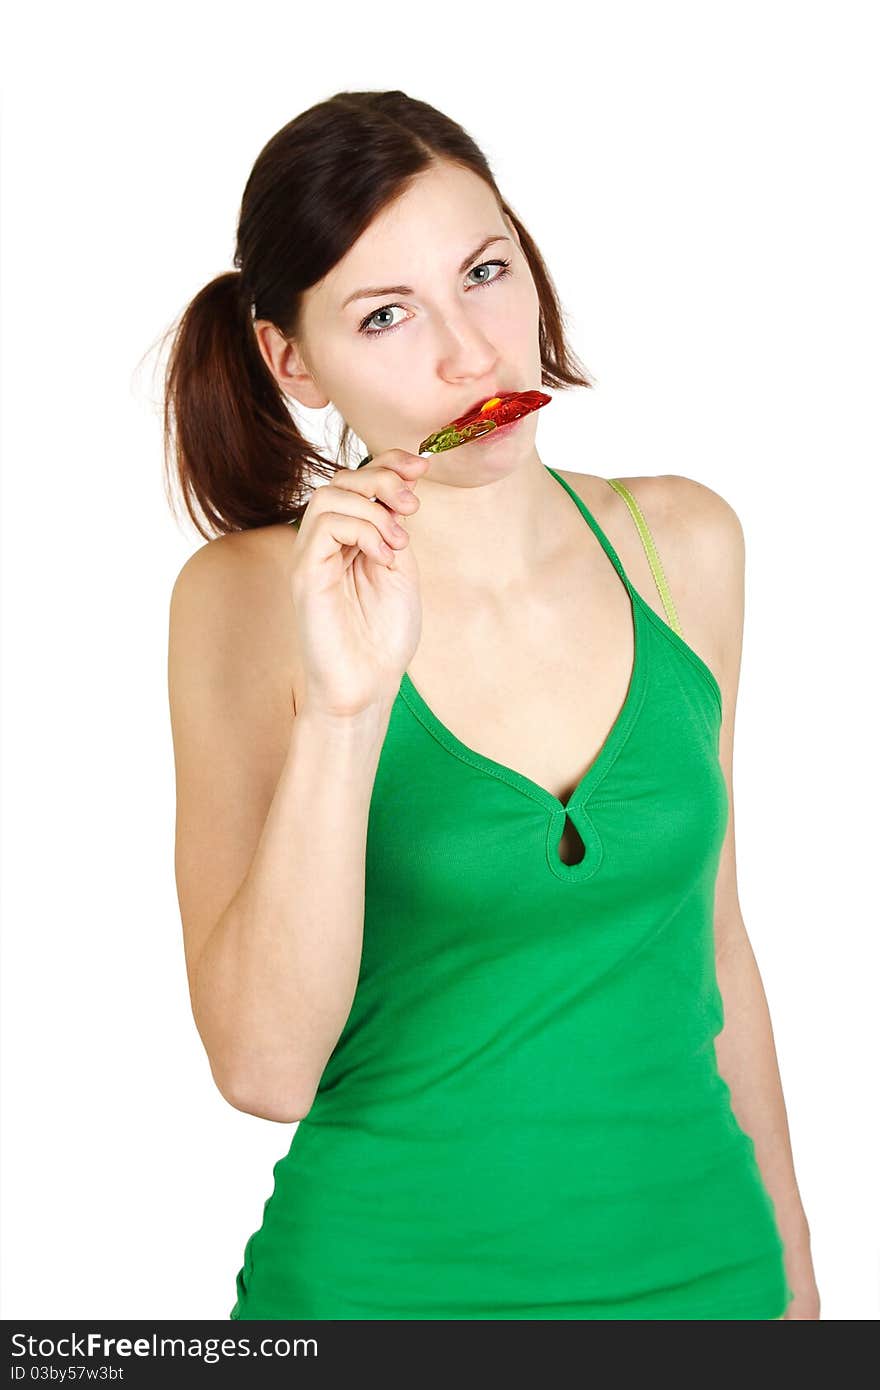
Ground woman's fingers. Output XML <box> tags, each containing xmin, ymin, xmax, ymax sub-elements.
<box><xmin>293</xmin><ymin>451</ymin><xmax>429</xmax><ymax>572</ymax></box>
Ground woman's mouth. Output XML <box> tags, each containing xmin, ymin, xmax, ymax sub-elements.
<box><xmin>472</xmin><ymin>411</ymin><xmax>526</xmax><ymax>443</ymax></box>
<box><xmin>418</xmin><ymin>389</ymin><xmax>552</xmax><ymax>456</ymax></box>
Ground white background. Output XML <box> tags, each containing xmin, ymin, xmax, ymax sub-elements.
<box><xmin>1</xmin><ymin>0</ymin><xmax>877</xmax><ymax>1321</ymax></box>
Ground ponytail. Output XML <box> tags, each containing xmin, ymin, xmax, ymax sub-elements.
<box><xmin>162</xmin><ymin>270</ymin><xmax>333</xmax><ymax>539</ymax></box>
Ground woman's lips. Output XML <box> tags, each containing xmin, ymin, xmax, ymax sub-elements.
<box><xmin>418</xmin><ymin>389</ymin><xmax>552</xmax><ymax>455</ymax></box>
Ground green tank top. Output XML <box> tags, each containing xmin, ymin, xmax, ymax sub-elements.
<box><xmin>230</xmin><ymin>465</ymin><xmax>793</xmax><ymax>1320</ymax></box>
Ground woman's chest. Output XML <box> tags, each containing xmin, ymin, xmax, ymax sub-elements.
<box><xmin>405</xmin><ymin>563</ymin><xmax>639</xmax><ymax>810</ymax></box>
<box><xmin>364</xmin><ymin>621</ymin><xmax>726</xmax><ymax>967</ymax></box>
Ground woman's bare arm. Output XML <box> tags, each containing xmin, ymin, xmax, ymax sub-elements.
<box><xmin>168</xmin><ymin>535</ymin><xmax>393</xmax><ymax>1123</ymax></box>
<box><xmin>665</xmin><ymin>475</ymin><xmax>818</xmax><ymax>1317</ymax></box>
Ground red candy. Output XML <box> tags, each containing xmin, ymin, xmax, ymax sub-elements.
<box><xmin>449</xmin><ymin>390</ymin><xmax>552</xmax><ymax>431</ymax></box>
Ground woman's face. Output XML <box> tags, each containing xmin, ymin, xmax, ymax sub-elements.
<box><xmin>289</xmin><ymin>161</ymin><xmax>543</xmax><ymax>475</ymax></box>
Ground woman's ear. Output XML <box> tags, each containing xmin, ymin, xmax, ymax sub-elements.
<box><xmin>252</xmin><ymin>320</ymin><xmax>330</xmax><ymax>409</ymax></box>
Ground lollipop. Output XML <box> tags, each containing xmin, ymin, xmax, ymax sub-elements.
<box><xmin>357</xmin><ymin>389</ymin><xmax>552</xmax><ymax>467</ymax></box>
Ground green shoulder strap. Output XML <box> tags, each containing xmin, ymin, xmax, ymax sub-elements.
<box><xmin>606</xmin><ymin>479</ymin><xmax>683</xmax><ymax>638</ymax></box>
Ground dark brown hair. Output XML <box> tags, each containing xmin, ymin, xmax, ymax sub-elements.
<box><xmin>160</xmin><ymin>90</ymin><xmax>596</xmax><ymax>540</ymax></box>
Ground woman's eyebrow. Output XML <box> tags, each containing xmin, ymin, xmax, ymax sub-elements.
<box><xmin>340</xmin><ymin>235</ymin><xmax>512</xmax><ymax>310</ymax></box>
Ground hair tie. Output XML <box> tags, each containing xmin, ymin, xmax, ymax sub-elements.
<box><xmin>236</xmin><ymin>269</ymin><xmax>253</xmax><ymax>316</ymax></box>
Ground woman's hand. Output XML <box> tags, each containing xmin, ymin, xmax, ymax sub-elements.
<box><xmin>288</xmin><ymin>449</ymin><xmax>429</xmax><ymax>718</ymax></box>
<box><xmin>781</xmin><ymin>1239</ymin><xmax>821</xmax><ymax>1318</ymax></box>
<box><xmin>781</xmin><ymin>1276</ymin><xmax>821</xmax><ymax>1319</ymax></box>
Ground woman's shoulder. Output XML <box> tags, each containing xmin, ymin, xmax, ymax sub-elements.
<box><xmin>172</xmin><ymin>519</ymin><xmax>299</xmax><ymax>599</ymax></box>
<box><xmin>169</xmin><ymin>522</ymin><xmax>300</xmax><ymax>700</ymax></box>
<box><xmin>554</xmin><ymin>470</ymin><xmax>743</xmax><ymax>683</ymax></box>
<box><xmin>555</xmin><ymin>469</ymin><xmax>741</xmax><ymax>535</ymax></box>
<box><xmin>555</xmin><ymin>470</ymin><xmax>743</xmax><ymax>584</ymax></box>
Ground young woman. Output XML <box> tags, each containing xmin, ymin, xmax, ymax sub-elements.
<box><xmin>165</xmin><ymin>89</ymin><xmax>818</xmax><ymax>1320</ymax></box>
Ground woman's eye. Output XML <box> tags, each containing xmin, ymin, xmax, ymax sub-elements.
<box><xmin>357</xmin><ymin>258</ymin><xmax>512</xmax><ymax>338</ymax></box>
<box><xmin>466</xmin><ymin>260</ymin><xmax>506</xmax><ymax>286</ymax></box>
<box><xmin>360</xmin><ymin>304</ymin><xmax>407</xmax><ymax>335</ymax></box>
